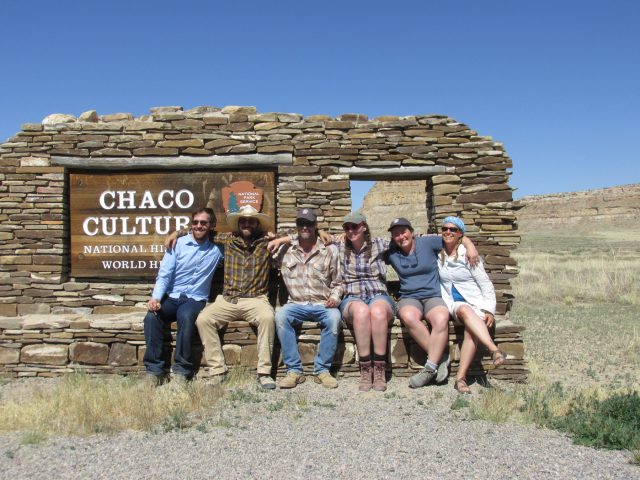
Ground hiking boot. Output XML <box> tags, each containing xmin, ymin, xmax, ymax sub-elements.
<box><xmin>358</xmin><ymin>361</ymin><xmax>373</xmax><ymax>392</ymax></box>
<box><xmin>435</xmin><ymin>353</ymin><xmax>450</xmax><ymax>383</ymax></box>
<box><xmin>372</xmin><ymin>361</ymin><xmax>387</xmax><ymax>392</ymax></box>
<box><xmin>409</xmin><ymin>364</ymin><xmax>437</xmax><ymax>388</ymax></box>
<box><xmin>279</xmin><ymin>371</ymin><xmax>306</xmax><ymax>389</ymax></box>
<box><xmin>313</xmin><ymin>371</ymin><xmax>338</xmax><ymax>389</ymax></box>
<box><xmin>257</xmin><ymin>375</ymin><xmax>276</xmax><ymax>390</ymax></box>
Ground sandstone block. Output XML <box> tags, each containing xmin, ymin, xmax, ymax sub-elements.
<box><xmin>223</xmin><ymin>344</ymin><xmax>242</xmax><ymax>366</ymax></box>
<box><xmin>300</xmin><ymin>343</ymin><xmax>316</xmax><ymax>365</ymax></box>
<box><xmin>43</xmin><ymin>113</ymin><xmax>76</xmax><ymax>124</ymax></box>
<box><xmin>22</xmin><ymin>315</ymin><xmax>71</xmax><ymax>329</ymax></box>
<box><xmin>20</xmin><ymin>156</ymin><xmax>50</xmax><ymax>167</ymax></box>
<box><xmin>334</xmin><ymin>342</ymin><xmax>355</xmax><ymax>365</ymax></box>
<box><xmin>239</xmin><ymin>344</ymin><xmax>258</xmax><ymax>367</ymax></box>
<box><xmin>132</xmin><ymin>147</ymin><xmax>178</xmax><ymax>156</ymax></box>
<box><xmin>0</xmin><ymin>304</ymin><xmax>18</xmax><ymax>317</ymax></box>
<box><xmin>457</xmin><ymin>191</ymin><xmax>512</xmax><ymax>203</ymax></box>
<box><xmin>101</xmin><ymin>113</ymin><xmax>133</xmax><ymax>122</ymax></box>
<box><xmin>109</xmin><ymin>342</ymin><xmax>137</xmax><ymax>366</ymax></box>
<box><xmin>21</xmin><ymin>344</ymin><xmax>68</xmax><ymax>365</ymax></box>
<box><xmin>0</xmin><ymin>346</ymin><xmax>20</xmax><ymax>364</ymax></box>
<box><xmin>17</xmin><ymin>304</ymin><xmax>51</xmax><ymax>315</ymax></box>
<box><xmin>390</xmin><ymin>338</ymin><xmax>409</xmax><ymax>365</ymax></box>
<box><xmin>221</xmin><ymin>106</ymin><xmax>257</xmax><ymax>115</ymax></box>
<box><xmin>78</xmin><ymin>110</ymin><xmax>99</xmax><ymax>122</ymax></box>
<box><xmin>70</xmin><ymin>342</ymin><xmax>109</xmax><ymax>365</ymax></box>
<box><xmin>0</xmin><ymin>316</ymin><xmax>23</xmax><ymax>329</ymax></box>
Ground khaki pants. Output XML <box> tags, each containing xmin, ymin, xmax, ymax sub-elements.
<box><xmin>196</xmin><ymin>295</ymin><xmax>275</xmax><ymax>375</ymax></box>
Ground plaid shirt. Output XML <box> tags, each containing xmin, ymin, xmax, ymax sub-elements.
<box><xmin>214</xmin><ymin>232</ymin><xmax>272</xmax><ymax>302</ymax></box>
<box><xmin>340</xmin><ymin>237</ymin><xmax>390</xmax><ymax>300</ymax></box>
<box><xmin>275</xmin><ymin>237</ymin><xmax>343</xmax><ymax>305</ymax></box>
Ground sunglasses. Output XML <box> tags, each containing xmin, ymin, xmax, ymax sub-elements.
<box><xmin>296</xmin><ymin>220</ymin><xmax>315</xmax><ymax>227</ymax></box>
<box><xmin>192</xmin><ymin>220</ymin><xmax>210</xmax><ymax>226</ymax></box>
<box><xmin>441</xmin><ymin>226</ymin><xmax>460</xmax><ymax>233</ymax></box>
<box><xmin>343</xmin><ymin>223</ymin><xmax>362</xmax><ymax>231</ymax></box>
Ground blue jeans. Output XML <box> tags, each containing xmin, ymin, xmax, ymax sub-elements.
<box><xmin>143</xmin><ymin>295</ymin><xmax>205</xmax><ymax>376</ymax></box>
<box><xmin>275</xmin><ymin>303</ymin><xmax>342</xmax><ymax>374</ymax></box>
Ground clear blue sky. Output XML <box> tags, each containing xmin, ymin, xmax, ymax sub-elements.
<box><xmin>1</xmin><ymin>0</ymin><xmax>638</xmax><ymax>208</ymax></box>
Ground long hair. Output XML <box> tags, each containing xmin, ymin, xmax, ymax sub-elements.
<box><xmin>439</xmin><ymin>235</ymin><xmax>463</xmax><ymax>264</ymax></box>
<box><xmin>344</xmin><ymin>222</ymin><xmax>372</xmax><ymax>266</ymax></box>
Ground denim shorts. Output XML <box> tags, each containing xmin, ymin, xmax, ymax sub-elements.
<box><xmin>339</xmin><ymin>294</ymin><xmax>396</xmax><ymax>321</ymax></box>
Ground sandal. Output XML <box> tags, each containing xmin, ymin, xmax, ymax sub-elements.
<box><xmin>491</xmin><ymin>349</ymin><xmax>507</xmax><ymax>367</ymax></box>
<box><xmin>454</xmin><ymin>378</ymin><xmax>471</xmax><ymax>394</ymax></box>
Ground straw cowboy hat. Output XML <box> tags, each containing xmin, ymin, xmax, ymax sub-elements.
<box><xmin>226</xmin><ymin>205</ymin><xmax>273</xmax><ymax>232</ymax></box>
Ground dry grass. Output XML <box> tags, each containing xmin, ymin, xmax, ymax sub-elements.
<box><xmin>0</xmin><ymin>370</ymin><xmax>256</xmax><ymax>439</ymax></box>
<box><xmin>468</xmin><ymin>225</ymin><xmax>640</xmax><ymax>459</ymax></box>
<box><xmin>511</xmin><ymin>227</ymin><xmax>640</xmax><ymax>389</ymax></box>
<box><xmin>513</xmin><ymin>230</ymin><xmax>640</xmax><ymax>306</ymax></box>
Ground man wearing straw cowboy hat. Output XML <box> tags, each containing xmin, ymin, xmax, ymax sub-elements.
<box><xmin>193</xmin><ymin>204</ymin><xmax>278</xmax><ymax>389</ymax></box>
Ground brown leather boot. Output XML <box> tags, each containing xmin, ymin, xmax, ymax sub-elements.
<box><xmin>358</xmin><ymin>361</ymin><xmax>373</xmax><ymax>392</ymax></box>
<box><xmin>372</xmin><ymin>361</ymin><xmax>387</xmax><ymax>392</ymax></box>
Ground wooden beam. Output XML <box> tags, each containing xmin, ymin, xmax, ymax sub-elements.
<box><xmin>340</xmin><ymin>166</ymin><xmax>453</xmax><ymax>179</ymax></box>
<box><xmin>51</xmin><ymin>153</ymin><xmax>293</xmax><ymax>170</ymax></box>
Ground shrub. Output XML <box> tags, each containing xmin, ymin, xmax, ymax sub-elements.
<box><xmin>553</xmin><ymin>391</ymin><xmax>640</xmax><ymax>451</ymax></box>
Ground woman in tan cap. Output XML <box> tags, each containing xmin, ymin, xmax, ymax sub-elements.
<box><xmin>338</xmin><ymin>212</ymin><xmax>396</xmax><ymax>392</ymax></box>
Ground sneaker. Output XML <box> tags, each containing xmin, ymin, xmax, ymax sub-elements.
<box><xmin>313</xmin><ymin>371</ymin><xmax>338</xmax><ymax>389</ymax></box>
<box><xmin>358</xmin><ymin>361</ymin><xmax>373</xmax><ymax>392</ymax></box>
<box><xmin>372</xmin><ymin>361</ymin><xmax>387</xmax><ymax>392</ymax></box>
<box><xmin>145</xmin><ymin>372</ymin><xmax>165</xmax><ymax>387</ymax></box>
<box><xmin>409</xmin><ymin>364</ymin><xmax>436</xmax><ymax>389</ymax></box>
<box><xmin>279</xmin><ymin>371</ymin><xmax>306</xmax><ymax>389</ymax></box>
<box><xmin>257</xmin><ymin>375</ymin><xmax>276</xmax><ymax>390</ymax></box>
<box><xmin>435</xmin><ymin>353</ymin><xmax>450</xmax><ymax>383</ymax></box>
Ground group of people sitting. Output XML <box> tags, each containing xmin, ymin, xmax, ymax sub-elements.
<box><xmin>143</xmin><ymin>205</ymin><xmax>507</xmax><ymax>394</ymax></box>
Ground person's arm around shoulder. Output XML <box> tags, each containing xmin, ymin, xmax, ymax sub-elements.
<box><xmin>460</xmin><ymin>236</ymin><xmax>479</xmax><ymax>268</ymax></box>
<box><xmin>325</xmin><ymin>244</ymin><xmax>343</xmax><ymax>308</ymax></box>
<box><xmin>267</xmin><ymin>234</ymin><xmax>291</xmax><ymax>255</ymax></box>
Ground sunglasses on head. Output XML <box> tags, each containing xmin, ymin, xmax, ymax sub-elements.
<box><xmin>192</xmin><ymin>220</ymin><xmax>210</xmax><ymax>226</ymax></box>
<box><xmin>441</xmin><ymin>226</ymin><xmax>460</xmax><ymax>233</ymax></box>
<box><xmin>296</xmin><ymin>219</ymin><xmax>315</xmax><ymax>227</ymax></box>
<box><xmin>342</xmin><ymin>223</ymin><xmax>361</xmax><ymax>231</ymax></box>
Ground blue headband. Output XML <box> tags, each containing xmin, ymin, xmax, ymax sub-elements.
<box><xmin>442</xmin><ymin>216</ymin><xmax>465</xmax><ymax>233</ymax></box>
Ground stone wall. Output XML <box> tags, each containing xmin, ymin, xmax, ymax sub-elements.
<box><xmin>0</xmin><ymin>312</ymin><xmax>526</xmax><ymax>380</ymax></box>
<box><xmin>0</xmin><ymin>105</ymin><xmax>524</xmax><ymax>379</ymax></box>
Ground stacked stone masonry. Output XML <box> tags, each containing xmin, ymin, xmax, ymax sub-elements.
<box><xmin>0</xmin><ymin>313</ymin><xmax>527</xmax><ymax>381</ymax></box>
<box><xmin>0</xmin><ymin>105</ymin><xmax>525</xmax><ymax>380</ymax></box>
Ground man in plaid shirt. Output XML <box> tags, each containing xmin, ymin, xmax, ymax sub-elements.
<box><xmin>272</xmin><ymin>208</ymin><xmax>343</xmax><ymax>389</ymax></box>
<box><xmin>194</xmin><ymin>205</ymin><xmax>277</xmax><ymax>390</ymax></box>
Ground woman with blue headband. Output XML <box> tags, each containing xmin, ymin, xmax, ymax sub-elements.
<box><xmin>438</xmin><ymin>216</ymin><xmax>507</xmax><ymax>394</ymax></box>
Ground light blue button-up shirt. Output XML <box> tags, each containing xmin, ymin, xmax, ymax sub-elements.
<box><xmin>151</xmin><ymin>233</ymin><xmax>223</xmax><ymax>302</ymax></box>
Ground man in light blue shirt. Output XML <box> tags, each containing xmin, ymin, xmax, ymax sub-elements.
<box><xmin>144</xmin><ymin>208</ymin><xmax>222</xmax><ymax>384</ymax></box>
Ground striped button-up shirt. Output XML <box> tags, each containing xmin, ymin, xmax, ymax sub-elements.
<box><xmin>340</xmin><ymin>237</ymin><xmax>390</xmax><ymax>300</ymax></box>
<box><xmin>275</xmin><ymin>237</ymin><xmax>343</xmax><ymax>305</ymax></box>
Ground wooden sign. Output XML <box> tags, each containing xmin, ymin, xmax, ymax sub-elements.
<box><xmin>70</xmin><ymin>171</ymin><xmax>275</xmax><ymax>278</ymax></box>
